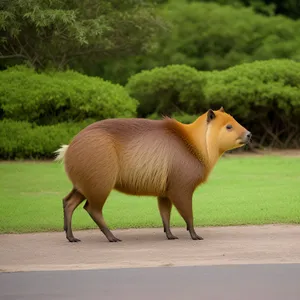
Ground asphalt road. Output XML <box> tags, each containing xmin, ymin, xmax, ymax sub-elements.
<box><xmin>1</xmin><ymin>264</ymin><xmax>300</xmax><ymax>300</ymax></box>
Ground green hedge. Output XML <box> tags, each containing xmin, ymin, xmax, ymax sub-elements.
<box><xmin>204</xmin><ymin>59</ymin><xmax>300</xmax><ymax>147</ymax></box>
<box><xmin>126</xmin><ymin>64</ymin><xmax>207</xmax><ymax>117</ymax></box>
<box><xmin>2</xmin><ymin>59</ymin><xmax>300</xmax><ymax>160</ymax></box>
<box><xmin>126</xmin><ymin>59</ymin><xmax>300</xmax><ymax>148</ymax></box>
<box><xmin>0</xmin><ymin>119</ymin><xmax>94</xmax><ymax>159</ymax></box>
<box><xmin>0</xmin><ymin>66</ymin><xmax>138</xmax><ymax>125</ymax></box>
<box><xmin>205</xmin><ymin>59</ymin><xmax>300</xmax><ymax>117</ymax></box>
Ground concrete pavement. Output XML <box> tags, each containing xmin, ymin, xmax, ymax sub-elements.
<box><xmin>1</xmin><ymin>224</ymin><xmax>300</xmax><ymax>272</ymax></box>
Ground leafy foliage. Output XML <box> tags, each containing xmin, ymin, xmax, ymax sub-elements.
<box><xmin>0</xmin><ymin>66</ymin><xmax>138</xmax><ymax>125</ymax></box>
<box><xmin>0</xmin><ymin>119</ymin><xmax>94</xmax><ymax>159</ymax></box>
<box><xmin>192</xmin><ymin>0</ymin><xmax>300</xmax><ymax>19</ymax></box>
<box><xmin>204</xmin><ymin>59</ymin><xmax>300</xmax><ymax>148</ymax></box>
<box><xmin>159</xmin><ymin>1</ymin><xmax>300</xmax><ymax>70</ymax></box>
<box><xmin>126</xmin><ymin>64</ymin><xmax>207</xmax><ymax>117</ymax></box>
<box><xmin>98</xmin><ymin>1</ymin><xmax>300</xmax><ymax>84</ymax></box>
<box><xmin>127</xmin><ymin>59</ymin><xmax>300</xmax><ymax>148</ymax></box>
<box><xmin>0</xmin><ymin>0</ymin><xmax>167</xmax><ymax>69</ymax></box>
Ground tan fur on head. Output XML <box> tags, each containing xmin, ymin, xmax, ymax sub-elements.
<box><xmin>180</xmin><ymin>107</ymin><xmax>249</xmax><ymax>171</ymax></box>
<box><xmin>208</xmin><ymin>108</ymin><xmax>248</xmax><ymax>152</ymax></box>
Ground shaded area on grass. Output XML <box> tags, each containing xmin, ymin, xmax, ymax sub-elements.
<box><xmin>0</xmin><ymin>155</ymin><xmax>300</xmax><ymax>234</ymax></box>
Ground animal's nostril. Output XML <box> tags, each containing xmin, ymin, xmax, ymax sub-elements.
<box><xmin>246</xmin><ymin>132</ymin><xmax>252</xmax><ymax>139</ymax></box>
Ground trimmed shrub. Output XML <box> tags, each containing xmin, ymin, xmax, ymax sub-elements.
<box><xmin>204</xmin><ymin>59</ymin><xmax>300</xmax><ymax>148</ymax></box>
<box><xmin>0</xmin><ymin>66</ymin><xmax>138</xmax><ymax>125</ymax></box>
<box><xmin>0</xmin><ymin>119</ymin><xmax>95</xmax><ymax>159</ymax></box>
<box><xmin>126</xmin><ymin>64</ymin><xmax>207</xmax><ymax>117</ymax></box>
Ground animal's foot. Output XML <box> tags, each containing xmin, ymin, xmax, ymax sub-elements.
<box><xmin>108</xmin><ymin>236</ymin><xmax>122</xmax><ymax>242</ymax></box>
<box><xmin>166</xmin><ymin>233</ymin><xmax>179</xmax><ymax>240</ymax></box>
<box><xmin>190</xmin><ymin>232</ymin><xmax>204</xmax><ymax>240</ymax></box>
<box><xmin>67</xmin><ymin>236</ymin><xmax>81</xmax><ymax>242</ymax></box>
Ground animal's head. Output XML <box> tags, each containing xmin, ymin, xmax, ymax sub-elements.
<box><xmin>206</xmin><ymin>107</ymin><xmax>251</xmax><ymax>153</ymax></box>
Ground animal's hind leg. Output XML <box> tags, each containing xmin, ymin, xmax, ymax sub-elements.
<box><xmin>63</xmin><ymin>188</ymin><xmax>86</xmax><ymax>242</ymax></box>
<box><xmin>157</xmin><ymin>197</ymin><xmax>178</xmax><ymax>240</ymax></box>
<box><xmin>63</xmin><ymin>188</ymin><xmax>76</xmax><ymax>232</ymax></box>
<box><xmin>84</xmin><ymin>200</ymin><xmax>121</xmax><ymax>243</ymax></box>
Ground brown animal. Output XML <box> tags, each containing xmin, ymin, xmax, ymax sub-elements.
<box><xmin>54</xmin><ymin>107</ymin><xmax>251</xmax><ymax>243</ymax></box>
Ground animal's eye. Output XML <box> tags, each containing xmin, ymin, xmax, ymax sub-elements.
<box><xmin>226</xmin><ymin>124</ymin><xmax>233</xmax><ymax>130</ymax></box>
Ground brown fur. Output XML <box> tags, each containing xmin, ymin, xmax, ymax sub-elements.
<box><xmin>55</xmin><ymin>108</ymin><xmax>251</xmax><ymax>242</ymax></box>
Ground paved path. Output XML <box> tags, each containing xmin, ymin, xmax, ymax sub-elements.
<box><xmin>1</xmin><ymin>224</ymin><xmax>300</xmax><ymax>272</ymax></box>
<box><xmin>1</xmin><ymin>264</ymin><xmax>300</xmax><ymax>300</ymax></box>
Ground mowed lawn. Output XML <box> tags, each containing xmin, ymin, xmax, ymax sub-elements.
<box><xmin>0</xmin><ymin>155</ymin><xmax>300</xmax><ymax>234</ymax></box>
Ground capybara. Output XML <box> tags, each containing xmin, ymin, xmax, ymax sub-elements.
<box><xmin>54</xmin><ymin>107</ymin><xmax>251</xmax><ymax>243</ymax></box>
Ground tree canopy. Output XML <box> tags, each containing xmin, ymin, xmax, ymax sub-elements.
<box><xmin>95</xmin><ymin>0</ymin><xmax>300</xmax><ymax>84</ymax></box>
<box><xmin>0</xmin><ymin>0</ymin><xmax>167</xmax><ymax>70</ymax></box>
<box><xmin>189</xmin><ymin>0</ymin><xmax>300</xmax><ymax>19</ymax></box>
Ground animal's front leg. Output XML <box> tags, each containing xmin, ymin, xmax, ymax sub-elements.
<box><xmin>157</xmin><ymin>196</ymin><xmax>178</xmax><ymax>240</ymax></box>
<box><xmin>169</xmin><ymin>191</ymin><xmax>203</xmax><ymax>241</ymax></box>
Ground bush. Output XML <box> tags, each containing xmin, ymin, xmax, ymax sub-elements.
<box><xmin>2</xmin><ymin>59</ymin><xmax>300</xmax><ymax>158</ymax></box>
<box><xmin>0</xmin><ymin>66</ymin><xmax>138</xmax><ymax>125</ymax></box>
<box><xmin>204</xmin><ymin>59</ymin><xmax>300</xmax><ymax>148</ymax></box>
<box><xmin>126</xmin><ymin>64</ymin><xmax>207</xmax><ymax>117</ymax></box>
<box><xmin>125</xmin><ymin>59</ymin><xmax>300</xmax><ymax>148</ymax></box>
<box><xmin>0</xmin><ymin>119</ymin><xmax>95</xmax><ymax>159</ymax></box>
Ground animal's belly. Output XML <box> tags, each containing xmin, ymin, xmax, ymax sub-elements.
<box><xmin>114</xmin><ymin>138</ymin><xmax>171</xmax><ymax>196</ymax></box>
<box><xmin>115</xmin><ymin>164</ymin><xmax>168</xmax><ymax>196</ymax></box>
<box><xmin>114</xmin><ymin>184</ymin><xmax>161</xmax><ymax>197</ymax></box>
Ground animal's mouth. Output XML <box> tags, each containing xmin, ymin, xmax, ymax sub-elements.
<box><xmin>237</xmin><ymin>132</ymin><xmax>252</xmax><ymax>145</ymax></box>
<box><xmin>237</xmin><ymin>139</ymin><xmax>250</xmax><ymax>146</ymax></box>
<box><xmin>236</xmin><ymin>138</ymin><xmax>244</xmax><ymax>145</ymax></box>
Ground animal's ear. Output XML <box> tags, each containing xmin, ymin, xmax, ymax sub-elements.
<box><xmin>207</xmin><ymin>109</ymin><xmax>216</xmax><ymax>123</ymax></box>
<box><xmin>219</xmin><ymin>106</ymin><xmax>225</xmax><ymax>112</ymax></box>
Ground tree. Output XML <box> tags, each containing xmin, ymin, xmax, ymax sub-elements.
<box><xmin>260</xmin><ymin>0</ymin><xmax>300</xmax><ymax>19</ymax></box>
<box><xmin>97</xmin><ymin>1</ymin><xmax>300</xmax><ymax>84</ymax></box>
<box><xmin>0</xmin><ymin>0</ymin><xmax>167</xmax><ymax>70</ymax></box>
<box><xmin>189</xmin><ymin>0</ymin><xmax>300</xmax><ymax>19</ymax></box>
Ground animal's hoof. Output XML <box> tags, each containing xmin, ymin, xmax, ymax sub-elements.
<box><xmin>191</xmin><ymin>234</ymin><xmax>203</xmax><ymax>241</ymax></box>
<box><xmin>167</xmin><ymin>234</ymin><xmax>179</xmax><ymax>240</ymax></box>
<box><xmin>67</xmin><ymin>237</ymin><xmax>81</xmax><ymax>242</ymax></box>
<box><xmin>108</xmin><ymin>236</ymin><xmax>122</xmax><ymax>242</ymax></box>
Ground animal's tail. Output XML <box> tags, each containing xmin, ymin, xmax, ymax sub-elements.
<box><xmin>54</xmin><ymin>144</ymin><xmax>69</xmax><ymax>163</ymax></box>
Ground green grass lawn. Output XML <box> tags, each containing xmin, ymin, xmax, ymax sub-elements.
<box><xmin>0</xmin><ymin>155</ymin><xmax>300</xmax><ymax>234</ymax></box>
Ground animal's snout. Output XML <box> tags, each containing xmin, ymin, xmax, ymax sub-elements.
<box><xmin>242</xmin><ymin>131</ymin><xmax>252</xmax><ymax>144</ymax></box>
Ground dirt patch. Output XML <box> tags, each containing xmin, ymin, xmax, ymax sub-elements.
<box><xmin>0</xmin><ymin>225</ymin><xmax>299</xmax><ymax>272</ymax></box>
